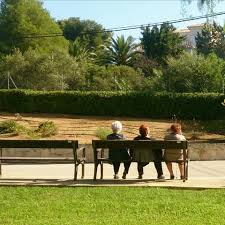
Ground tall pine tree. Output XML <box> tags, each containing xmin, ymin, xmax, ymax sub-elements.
<box><xmin>0</xmin><ymin>0</ymin><xmax>68</xmax><ymax>54</ymax></box>
<box><xmin>196</xmin><ymin>22</ymin><xmax>225</xmax><ymax>59</ymax></box>
<box><xmin>140</xmin><ymin>23</ymin><xmax>184</xmax><ymax>65</ymax></box>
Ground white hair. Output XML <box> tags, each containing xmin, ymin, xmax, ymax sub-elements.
<box><xmin>111</xmin><ymin>121</ymin><xmax>122</xmax><ymax>134</ymax></box>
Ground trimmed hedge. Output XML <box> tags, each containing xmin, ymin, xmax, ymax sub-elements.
<box><xmin>0</xmin><ymin>89</ymin><xmax>225</xmax><ymax>120</ymax></box>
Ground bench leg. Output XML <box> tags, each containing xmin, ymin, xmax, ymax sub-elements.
<box><xmin>182</xmin><ymin>162</ymin><xmax>186</xmax><ymax>182</ymax></box>
<box><xmin>81</xmin><ymin>162</ymin><xmax>85</xmax><ymax>179</ymax></box>
<box><xmin>100</xmin><ymin>162</ymin><xmax>103</xmax><ymax>180</ymax></box>
<box><xmin>185</xmin><ymin>160</ymin><xmax>189</xmax><ymax>181</ymax></box>
<box><xmin>186</xmin><ymin>150</ymin><xmax>189</xmax><ymax>181</ymax></box>
<box><xmin>182</xmin><ymin>161</ymin><xmax>189</xmax><ymax>182</ymax></box>
<box><xmin>183</xmin><ymin>150</ymin><xmax>187</xmax><ymax>182</ymax></box>
<box><xmin>94</xmin><ymin>163</ymin><xmax>99</xmax><ymax>180</ymax></box>
<box><xmin>74</xmin><ymin>163</ymin><xmax>78</xmax><ymax>181</ymax></box>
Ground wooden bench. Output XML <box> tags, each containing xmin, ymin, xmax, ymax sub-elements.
<box><xmin>0</xmin><ymin>140</ymin><xmax>85</xmax><ymax>180</ymax></box>
<box><xmin>92</xmin><ymin>140</ymin><xmax>188</xmax><ymax>182</ymax></box>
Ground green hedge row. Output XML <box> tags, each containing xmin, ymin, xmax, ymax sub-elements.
<box><xmin>0</xmin><ymin>90</ymin><xmax>225</xmax><ymax>120</ymax></box>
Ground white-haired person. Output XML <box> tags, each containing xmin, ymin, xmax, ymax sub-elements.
<box><xmin>107</xmin><ymin>121</ymin><xmax>131</xmax><ymax>179</ymax></box>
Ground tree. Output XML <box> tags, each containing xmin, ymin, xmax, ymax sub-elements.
<box><xmin>106</xmin><ymin>65</ymin><xmax>145</xmax><ymax>91</ymax></box>
<box><xmin>69</xmin><ymin>38</ymin><xmax>96</xmax><ymax>62</ymax></box>
<box><xmin>105</xmin><ymin>35</ymin><xmax>140</xmax><ymax>66</ymax></box>
<box><xmin>0</xmin><ymin>0</ymin><xmax>68</xmax><ymax>54</ymax></box>
<box><xmin>0</xmin><ymin>49</ymin><xmax>85</xmax><ymax>90</ymax></box>
<box><xmin>132</xmin><ymin>54</ymin><xmax>159</xmax><ymax>77</ymax></box>
<box><xmin>165</xmin><ymin>52</ymin><xmax>224</xmax><ymax>92</ymax></box>
<box><xmin>58</xmin><ymin>17</ymin><xmax>111</xmax><ymax>50</ymax></box>
<box><xmin>140</xmin><ymin>23</ymin><xmax>184</xmax><ymax>65</ymax></box>
<box><xmin>82</xmin><ymin>63</ymin><xmax>146</xmax><ymax>91</ymax></box>
<box><xmin>196</xmin><ymin>22</ymin><xmax>225</xmax><ymax>59</ymax></box>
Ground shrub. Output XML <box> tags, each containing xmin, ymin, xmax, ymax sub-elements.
<box><xmin>198</xmin><ymin>120</ymin><xmax>225</xmax><ymax>135</ymax></box>
<box><xmin>0</xmin><ymin>90</ymin><xmax>225</xmax><ymax>120</ymax></box>
<box><xmin>165</xmin><ymin>53</ymin><xmax>224</xmax><ymax>92</ymax></box>
<box><xmin>0</xmin><ymin>50</ymin><xmax>147</xmax><ymax>92</ymax></box>
<box><xmin>0</xmin><ymin>120</ymin><xmax>25</xmax><ymax>135</ymax></box>
<box><xmin>0</xmin><ymin>119</ymin><xmax>58</xmax><ymax>138</ymax></box>
<box><xmin>82</xmin><ymin>63</ymin><xmax>146</xmax><ymax>91</ymax></box>
<box><xmin>0</xmin><ymin>49</ymin><xmax>85</xmax><ymax>91</ymax></box>
<box><xmin>181</xmin><ymin>118</ymin><xmax>225</xmax><ymax>137</ymax></box>
<box><xmin>95</xmin><ymin>127</ymin><xmax>111</xmax><ymax>140</ymax></box>
<box><xmin>36</xmin><ymin>121</ymin><xmax>58</xmax><ymax>137</ymax></box>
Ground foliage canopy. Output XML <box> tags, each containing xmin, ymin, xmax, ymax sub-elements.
<box><xmin>58</xmin><ymin>17</ymin><xmax>111</xmax><ymax>49</ymax></box>
<box><xmin>0</xmin><ymin>0</ymin><xmax>68</xmax><ymax>54</ymax></box>
<box><xmin>196</xmin><ymin>22</ymin><xmax>225</xmax><ymax>59</ymax></box>
<box><xmin>140</xmin><ymin>23</ymin><xmax>184</xmax><ymax>64</ymax></box>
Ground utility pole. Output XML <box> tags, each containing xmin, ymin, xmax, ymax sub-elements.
<box><xmin>7</xmin><ymin>71</ymin><xmax>18</xmax><ymax>89</ymax></box>
<box><xmin>7</xmin><ymin>71</ymin><xmax>10</xmax><ymax>89</ymax></box>
<box><xmin>61</xmin><ymin>74</ymin><xmax>64</xmax><ymax>91</ymax></box>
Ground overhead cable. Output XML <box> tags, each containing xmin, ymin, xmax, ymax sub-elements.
<box><xmin>14</xmin><ymin>10</ymin><xmax>225</xmax><ymax>39</ymax></box>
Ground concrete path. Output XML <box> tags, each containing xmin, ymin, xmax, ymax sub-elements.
<box><xmin>0</xmin><ymin>161</ymin><xmax>224</xmax><ymax>188</ymax></box>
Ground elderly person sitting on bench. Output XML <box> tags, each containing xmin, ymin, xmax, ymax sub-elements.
<box><xmin>133</xmin><ymin>124</ymin><xmax>165</xmax><ymax>180</ymax></box>
<box><xmin>164</xmin><ymin>123</ymin><xmax>186</xmax><ymax>180</ymax></box>
<box><xmin>107</xmin><ymin>121</ymin><xmax>131</xmax><ymax>179</ymax></box>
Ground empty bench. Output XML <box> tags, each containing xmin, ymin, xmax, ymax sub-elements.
<box><xmin>92</xmin><ymin>140</ymin><xmax>188</xmax><ymax>182</ymax></box>
<box><xmin>0</xmin><ymin>140</ymin><xmax>85</xmax><ymax>180</ymax></box>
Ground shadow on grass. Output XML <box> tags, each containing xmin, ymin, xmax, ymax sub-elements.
<box><xmin>0</xmin><ymin>178</ymin><xmax>174</xmax><ymax>187</ymax></box>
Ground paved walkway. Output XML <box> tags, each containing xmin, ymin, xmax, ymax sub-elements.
<box><xmin>0</xmin><ymin>161</ymin><xmax>224</xmax><ymax>188</ymax></box>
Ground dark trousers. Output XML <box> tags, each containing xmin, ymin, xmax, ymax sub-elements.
<box><xmin>137</xmin><ymin>161</ymin><xmax>163</xmax><ymax>177</ymax></box>
<box><xmin>112</xmin><ymin>161</ymin><xmax>131</xmax><ymax>174</ymax></box>
<box><xmin>137</xmin><ymin>149</ymin><xmax>163</xmax><ymax>177</ymax></box>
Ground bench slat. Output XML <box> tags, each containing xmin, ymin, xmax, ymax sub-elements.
<box><xmin>0</xmin><ymin>157</ymin><xmax>75</xmax><ymax>160</ymax></box>
<box><xmin>0</xmin><ymin>140</ymin><xmax>78</xmax><ymax>149</ymax></box>
<box><xmin>92</xmin><ymin>140</ymin><xmax>187</xmax><ymax>149</ymax></box>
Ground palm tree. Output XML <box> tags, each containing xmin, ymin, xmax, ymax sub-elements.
<box><xmin>106</xmin><ymin>35</ymin><xmax>140</xmax><ymax>66</ymax></box>
<box><xmin>69</xmin><ymin>38</ymin><xmax>96</xmax><ymax>62</ymax></box>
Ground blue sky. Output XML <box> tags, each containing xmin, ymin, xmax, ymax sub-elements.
<box><xmin>42</xmin><ymin>0</ymin><xmax>225</xmax><ymax>39</ymax></box>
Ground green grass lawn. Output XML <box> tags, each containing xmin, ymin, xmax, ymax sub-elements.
<box><xmin>0</xmin><ymin>187</ymin><xmax>224</xmax><ymax>225</ymax></box>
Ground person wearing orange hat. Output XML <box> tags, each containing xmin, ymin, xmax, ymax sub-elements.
<box><xmin>133</xmin><ymin>124</ymin><xmax>164</xmax><ymax>179</ymax></box>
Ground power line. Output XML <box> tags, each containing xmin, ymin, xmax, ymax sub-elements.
<box><xmin>17</xmin><ymin>34</ymin><xmax>63</xmax><ymax>39</ymax></box>
<box><xmin>105</xmin><ymin>10</ymin><xmax>225</xmax><ymax>32</ymax></box>
<box><xmin>14</xmin><ymin>10</ymin><xmax>225</xmax><ymax>40</ymax></box>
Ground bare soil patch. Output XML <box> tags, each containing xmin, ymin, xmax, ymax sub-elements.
<box><xmin>0</xmin><ymin>112</ymin><xmax>223</xmax><ymax>144</ymax></box>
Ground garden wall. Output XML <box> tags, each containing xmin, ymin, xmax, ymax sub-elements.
<box><xmin>2</xmin><ymin>141</ymin><xmax>225</xmax><ymax>162</ymax></box>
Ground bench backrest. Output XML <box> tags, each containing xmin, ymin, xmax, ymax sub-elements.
<box><xmin>0</xmin><ymin>140</ymin><xmax>78</xmax><ymax>149</ymax></box>
<box><xmin>92</xmin><ymin>140</ymin><xmax>188</xmax><ymax>150</ymax></box>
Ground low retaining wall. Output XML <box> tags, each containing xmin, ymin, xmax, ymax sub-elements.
<box><xmin>1</xmin><ymin>141</ymin><xmax>225</xmax><ymax>162</ymax></box>
<box><xmin>188</xmin><ymin>142</ymin><xmax>225</xmax><ymax>161</ymax></box>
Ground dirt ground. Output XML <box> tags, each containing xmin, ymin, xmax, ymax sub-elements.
<box><xmin>0</xmin><ymin>112</ymin><xmax>223</xmax><ymax>144</ymax></box>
